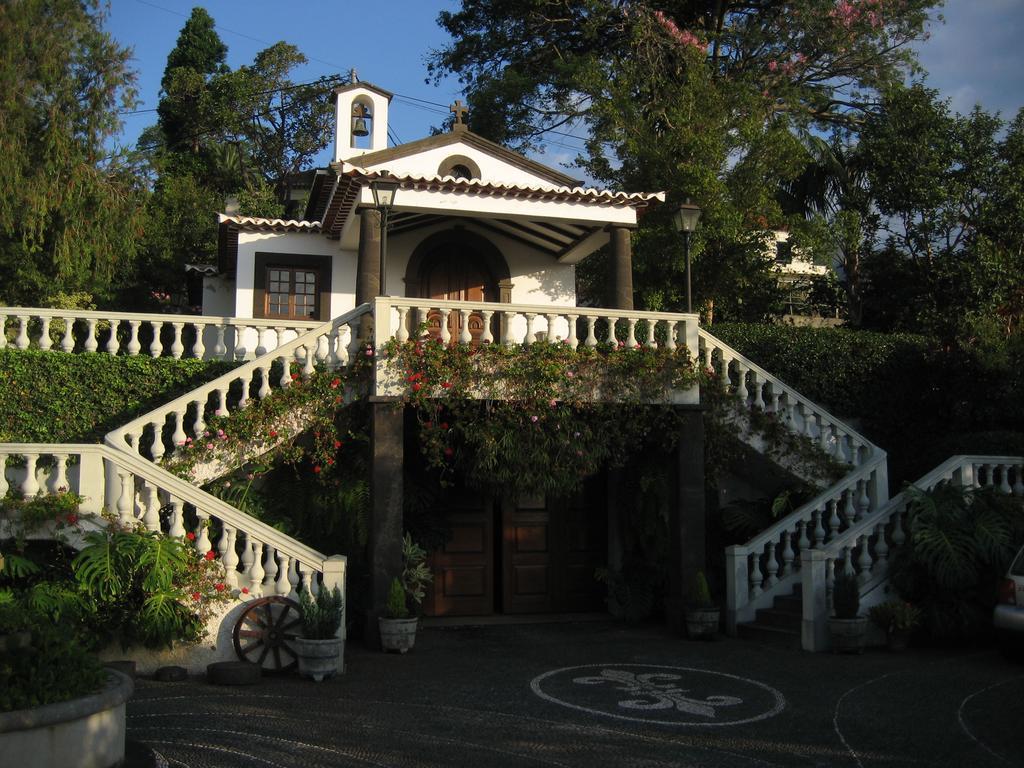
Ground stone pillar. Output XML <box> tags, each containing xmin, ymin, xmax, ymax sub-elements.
<box><xmin>356</xmin><ymin>208</ymin><xmax>381</xmax><ymax>306</ymax></box>
<box><xmin>666</xmin><ymin>408</ymin><xmax>706</xmax><ymax>634</ymax></box>
<box><xmin>610</xmin><ymin>226</ymin><xmax>634</xmax><ymax>311</ymax></box>
<box><xmin>365</xmin><ymin>400</ymin><xmax>404</xmax><ymax>648</ymax></box>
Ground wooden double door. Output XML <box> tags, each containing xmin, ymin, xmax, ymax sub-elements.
<box><xmin>422</xmin><ymin>249</ymin><xmax>493</xmax><ymax>343</ymax></box>
<box><xmin>423</xmin><ymin>480</ymin><xmax>607</xmax><ymax>617</ymax></box>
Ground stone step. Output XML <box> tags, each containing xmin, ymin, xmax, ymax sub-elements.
<box><xmin>736</xmin><ymin>621</ymin><xmax>801</xmax><ymax>650</ymax></box>
<box><xmin>773</xmin><ymin>594</ymin><xmax>803</xmax><ymax>614</ymax></box>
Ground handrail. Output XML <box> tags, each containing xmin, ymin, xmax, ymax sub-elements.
<box><xmin>0</xmin><ymin>306</ymin><xmax>322</xmax><ymax>330</ymax></box>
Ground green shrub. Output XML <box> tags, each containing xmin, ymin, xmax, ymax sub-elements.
<box><xmin>0</xmin><ymin>348</ymin><xmax>233</xmax><ymax>443</ymax></box>
<box><xmin>385</xmin><ymin>577</ymin><xmax>408</xmax><ymax>619</ymax></box>
<box><xmin>889</xmin><ymin>484</ymin><xmax>1024</xmax><ymax>641</ymax></box>
<box><xmin>299</xmin><ymin>586</ymin><xmax>344</xmax><ymax>639</ymax></box>
<box><xmin>832</xmin><ymin>570</ymin><xmax>861</xmax><ymax>619</ymax></box>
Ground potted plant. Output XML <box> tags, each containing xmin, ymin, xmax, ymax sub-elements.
<box><xmin>868</xmin><ymin>599</ymin><xmax>922</xmax><ymax>651</ymax></box>
<box><xmin>294</xmin><ymin>586</ymin><xmax>345</xmax><ymax>682</ymax></box>
<box><xmin>378</xmin><ymin>534</ymin><xmax>432</xmax><ymax>653</ymax></box>
<box><xmin>829</xmin><ymin>569</ymin><xmax>867</xmax><ymax>653</ymax></box>
<box><xmin>684</xmin><ymin>571</ymin><xmax>720</xmax><ymax>640</ymax></box>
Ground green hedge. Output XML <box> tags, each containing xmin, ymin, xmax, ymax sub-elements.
<box><xmin>0</xmin><ymin>349</ymin><xmax>233</xmax><ymax>443</ymax></box>
<box><xmin>710</xmin><ymin>323</ymin><xmax>1024</xmax><ymax>485</ymax></box>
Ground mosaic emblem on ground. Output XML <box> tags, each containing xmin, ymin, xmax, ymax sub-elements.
<box><xmin>530</xmin><ymin>664</ymin><xmax>786</xmax><ymax>726</ymax></box>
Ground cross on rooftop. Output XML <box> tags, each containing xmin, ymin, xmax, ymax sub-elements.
<box><xmin>450</xmin><ymin>99</ymin><xmax>469</xmax><ymax>128</ymax></box>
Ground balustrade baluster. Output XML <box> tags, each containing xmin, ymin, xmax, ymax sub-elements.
<box><xmin>769</xmin><ymin>387</ymin><xmax>781</xmax><ymax>416</ymax></box>
<box><xmin>262</xmin><ymin>546</ymin><xmax>279</xmax><ymax>594</ymax></box>
<box><xmin>719</xmin><ymin>354</ymin><xmax>732</xmax><ymax>392</ymax></box>
<box><xmin>856</xmin><ymin>536</ymin><xmax>872</xmax><ymax>585</ymax></box>
<box><xmin>645</xmin><ymin>320</ymin><xmax>657</xmax><ymax>348</ymax></box>
<box><xmin>502</xmin><ymin>312</ymin><xmax>517</xmax><ymax>346</ymax></box>
<box><xmin>301</xmin><ymin>347</ymin><xmax>315</xmax><ymax>380</ymax></box>
<box><xmin>255</xmin><ymin>328</ymin><xmax>269</xmax><ymax>357</ymax></box>
<box><xmin>460</xmin><ymin>310</ymin><xmax>473</xmax><ymax>344</ymax></box>
<box><xmin>800</xmin><ymin>403</ymin><xmax>815</xmax><ymax>439</ymax></box>
<box><xmin>239</xmin><ymin>533</ymin><xmax>253</xmax><ymax>587</ymax></box>
<box><xmin>195</xmin><ymin>511</ymin><xmax>212</xmax><ymax>555</ymax></box>
<box><xmin>481</xmin><ymin>310</ymin><xmax>495</xmax><ymax>344</ymax></box>
<box><xmin>115</xmin><ymin>471</ymin><xmax>134</xmax><ymax>525</ymax></box>
<box><xmin>275</xmin><ymin>555</ymin><xmax>293</xmax><ymax>596</ymax></box>
<box><xmin>780</xmin><ymin>531</ymin><xmax>794</xmax><ymax>578</ymax></box>
<box><xmin>189</xmin><ymin>324</ymin><xmax>205</xmax><ymax>359</ymax></box>
<box><xmin>249</xmin><ymin>540</ymin><xmax>265</xmax><ymax>595</ymax></box>
<box><xmin>841</xmin><ymin>547</ymin><xmax>855</xmax><ymax>579</ymax></box>
<box><xmin>857</xmin><ymin>479</ymin><xmax>870</xmax><ymax>519</ymax></box>
<box><xmin>0</xmin><ymin>454</ymin><xmax>8</xmax><ymax>499</ymax></box>
<box><xmin>278</xmin><ymin>355</ymin><xmax>291</xmax><ymax>388</ymax></box>
<box><xmin>625</xmin><ymin>318</ymin><xmax>637</xmax><ymax>348</ymax></box>
<box><xmin>105</xmin><ymin>319</ymin><xmax>120</xmax><ymax>354</ymax></box>
<box><xmin>192</xmin><ymin>399</ymin><xmax>206</xmax><ymax>438</ymax></box>
<box><xmin>544</xmin><ymin>313</ymin><xmax>557</xmax><ymax>342</ymax></box>
<box><xmin>288</xmin><ymin>558</ymin><xmax>300</xmax><ymax>597</ymax></box>
<box><xmin>61</xmin><ymin>318</ymin><xmax>75</xmax><ymax>352</ymax></box>
<box><xmin>211</xmin><ymin>325</ymin><xmax>227</xmax><ymax>359</ymax></box>
<box><xmin>1013</xmin><ymin>465</ymin><xmax>1024</xmax><ymax>496</ymax></box>
<box><xmin>765</xmin><ymin>542</ymin><xmax>779</xmax><ymax>587</ymax></box>
<box><xmin>751</xmin><ymin>372</ymin><xmax>766</xmax><ymax>410</ymax></box>
<box><xmin>149</xmin><ymin>322</ymin><xmax>164</xmax><ymax>357</ymax></box>
<box><xmin>735</xmin><ymin>363</ymin><xmax>749</xmax><ymax>404</ymax></box>
<box><xmin>142</xmin><ymin>484</ymin><xmax>161</xmax><ymax>532</ymax></box>
<box><xmin>0</xmin><ymin>316</ymin><xmax>6</xmax><ymax>350</ymax></box>
<box><xmin>258</xmin><ymin>366</ymin><xmax>271</xmax><ymax>400</ymax></box>
<box><xmin>811</xmin><ymin>509</ymin><xmax>825</xmax><ymax>547</ymax></box>
<box><xmin>220</xmin><ymin>526</ymin><xmax>239</xmax><ymax>589</ymax></box>
<box><xmin>14</xmin><ymin>316</ymin><xmax>29</xmax><ymax>349</ymax></box>
<box><xmin>565</xmin><ymin>314</ymin><xmax>578</xmax><ymax>349</ymax></box>
<box><xmin>38</xmin><ymin>317</ymin><xmax>52</xmax><ymax>351</ymax></box>
<box><xmin>150</xmin><ymin>420</ymin><xmax>165</xmax><ymax>461</ymax></box>
<box><xmin>172</xmin><ymin>411</ymin><xmax>187</xmax><ymax>446</ymax></box>
<box><xmin>819</xmin><ymin>419</ymin><xmax>832</xmax><ymax>454</ymax></box>
<box><xmin>168</xmin><ymin>499</ymin><xmax>185</xmax><ymax>539</ymax></box>
<box><xmin>666</xmin><ymin>321</ymin><xmax>678</xmax><ymax>351</ymax></box>
<box><xmin>233</xmin><ymin>325</ymin><xmax>249</xmax><ymax>361</ymax></box>
<box><xmin>873</xmin><ymin>522</ymin><xmax>889</xmax><ymax>575</ymax></box>
<box><xmin>796</xmin><ymin>520</ymin><xmax>809</xmax><ymax>567</ymax></box>
<box><xmin>826</xmin><ymin>559</ymin><xmax>836</xmax><ymax>608</ymax></box>
<box><xmin>84</xmin><ymin>319</ymin><xmax>98</xmax><ymax>352</ymax></box>
<box><xmin>523</xmin><ymin>313</ymin><xmax>536</xmax><ymax>346</ymax></box>
<box><xmin>1000</xmin><ymin>464</ymin><xmax>1013</xmax><ymax>494</ymax></box>
<box><xmin>890</xmin><ymin>509</ymin><xmax>906</xmax><ymax>548</ymax></box>
<box><xmin>274</xmin><ymin>328</ymin><xmax>287</xmax><ymax>354</ymax></box>
<box><xmin>215</xmin><ymin>388</ymin><xmax>228</xmax><ymax>417</ymax></box>
<box><xmin>848</xmin><ymin>437</ymin><xmax>862</xmax><ymax>467</ymax></box>
<box><xmin>825</xmin><ymin>500</ymin><xmax>839</xmax><ymax>540</ymax></box>
<box><xmin>298</xmin><ymin>562</ymin><xmax>314</xmax><ymax>596</ymax></box>
<box><xmin>169</xmin><ymin>323</ymin><xmax>185</xmax><ymax>358</ymax></box>
<box><xmin>584</xmin><ymin>317</ymin><xmax>598</xmax><ymax>348</ymax></box>
<box><xmin>749</xmin><ymin>553</ymin><xmax>763</xmax><ymax>598</ymax></box>
<box><xmin>52</xmin><ymin>453</ymin><xmax>69</xmax><ymax>492</ymax></box>
<box><xmin>21</xmin><ymin>454</ymin><xmax>40</xmax><ymax>497</ymax></box>
<box><xmin>844</xmin><ymin>488</ymin><xmax>857</xmax><ymax>525</ymax></box>
<box><xmin>123</xmin><ymin>321</ymin><xmax>140</xmax><ymax>356</ymax></box>
<box><xmin>781</xmin><ymin>392</ymin><xmax>796</xmax><ymax>427</ymax></box>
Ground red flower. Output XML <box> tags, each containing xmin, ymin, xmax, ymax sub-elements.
<box><xmin>66</xmin><ymin>514</ymin><xmax>78</xmax><ymax>525</ymax></box>
<box><xmin>412</xmin><ymin>383</ymin><xmax>421</xmax><ymax>392</ymax></box>
<box><xmin>186</xmin><ymin>532</ymin><xmax>196</xmax><ymax>541</ymax></box>
<box><xmin>291</xmin><ymin>372</ymin><xmax>299</xmax><ymax>380</ymax></box>
<box><xmin>192</xmin><ymin>592</ymin><xmax>202</xmax><ymax>601</ymax></box>
<box><xmin>440</xmin><ymin>422</ymin><xmax>449</xmax><ymax>430</ymax></box>
<box><xmin>215</xmin><ymin>583</ymin><xmax>226</xmax><ymax>592</ymax></box>
<box><xmin>333</xmin><ymin>439</ymin><xmax>342</xmax><ymax>448</ymax></box>
<box><xmin>330</xmin><ymin>378</ymin><xmax>341</xmax><ymax>389</ymax></box>
<box><xmin>441</xmin><ymin>381</ymin><xmax>452</xmax><ymax>389</ymax></box>
<box><xmin>334</xmin><ymin>396</ymin><xmax>342</xmax><ymax>404</ymax></box>
<box><xmin>241</xmin><ymin>587</ymin><xmax>250</xmax><ymax>595</ymax></box>
<box><xmin>444</xmin><ymin>447</ymin><xmax>454</xmax><ymax>458</ymax></box>
<box><xmin>269</xmin><ymin>430</ymin><xmax>278</xmax><ymax>438</ymax></box>
<box><xmin>313</xmin><ymin>465</ymin><xmax>321</xmax><ymax>474</ymax></box>
<box><xmin>326</xmin><ymin>458</ymin><xmax>335</xmax><ymax>466</ymax></box>
<box><xmin>205</xmin><ymin>550</ymin><xmax>216</xmax><ymax>561</ymax></box>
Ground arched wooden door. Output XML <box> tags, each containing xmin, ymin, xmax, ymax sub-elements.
<box><xmin>423</xmin><ymin>251</ymin><xmax>491</xmax><ymax>342</ymax></box>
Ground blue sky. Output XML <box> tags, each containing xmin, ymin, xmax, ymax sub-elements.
<box><xmin>104</xmin><ymin>0</ymin><xmax>1024</xmax><ymax>171</ymax></box>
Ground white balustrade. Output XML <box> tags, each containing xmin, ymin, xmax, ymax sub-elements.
<box><xmin>0</xmin><ymin>307</ymin><xmax>321</xmax><ymax>361</ymax></box>
<box><xmin>0</xmin><ymin>443</ymin><xmax>347</xmax><ymax>636</ymax></box>
<box><xmin>106</xmin><ymin>306</ymin><xmax>370</xmax><ymax>467</ymax></box>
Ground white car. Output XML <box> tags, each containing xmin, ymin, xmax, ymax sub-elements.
<box><xmin>995</xmin><ymin>544</ymin><xmax>1024</xmax><ymax>657</ymax></box>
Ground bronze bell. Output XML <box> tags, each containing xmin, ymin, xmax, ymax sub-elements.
<box><xmin>351</xmin><ymin>103</ymin><xmax>371</xmax><ymax>137</ymax></box>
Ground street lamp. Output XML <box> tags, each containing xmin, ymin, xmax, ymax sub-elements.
<box><xmin>672</xmin><ymin>198</ymin><xmax>702</xmax><ymax>313</ymax></box>
<box><xmin>370</xmin><ymin>177</ymin><xmax>400</xmax><ymax>296</ymax></box>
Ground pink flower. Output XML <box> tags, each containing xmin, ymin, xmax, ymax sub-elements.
<box><xmin>216</xmin><ymin>429</ymin><xmax>224</xmax><ymax>437</ymax></box>
<box><xmin>566</xmin><ymin>371</ymin><xmax>574</xmax><ymax>378</ymax></box>
<box><xmin>365</xmin><ymin>348</ymin><xmax>374</xmax><ymax>357</ymax></box>
<box><xmin>531</xmin><ymin>415</ymin><xmax>539</xmax><ymax>423</ymax></box>
<box><xmin>549</xmin><ymin>398</ymin><xmax>557</xmax><ymax>408</ymax></box>
<box><xmin>768</xmin><ymin>60</ymin><xmax>778</xmax><ymax>72</ymax></box>
<box><xmin>206</xmin><ymin>442</ymin><xmax>214</xmax><ymax>450</ymax></box>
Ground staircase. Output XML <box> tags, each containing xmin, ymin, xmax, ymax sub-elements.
<box><xmin>2</xmin><ymin>300</ymin><xmax>1022</xmax><ymax>656</ymax></box>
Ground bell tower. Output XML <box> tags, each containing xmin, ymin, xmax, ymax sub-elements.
<box><xmin>333</xmin><ymin>76</ymin><xmax>393</xmax><ymax>162</ymax></box>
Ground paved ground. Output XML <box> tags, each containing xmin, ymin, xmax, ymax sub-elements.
<box><xmin>127</xmin><ymin>621</ymin><xmax>1024</xmax><ymax>767</ymax></box>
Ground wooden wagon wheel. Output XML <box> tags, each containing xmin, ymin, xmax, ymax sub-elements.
<box><xmin>232</xmin><ymin>596</ymin><xmax>301</xmax><ymax>672</ymax></box>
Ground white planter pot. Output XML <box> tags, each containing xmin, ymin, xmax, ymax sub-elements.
<box><xmin>293</xmin><ymin>636</ymin><xmax>344</xmax><ymax>682</ymax></box>
<box><xmin>0</xmin><ymin>669</ymin><xmax>133</xmax><ymax>768</ymax></box>
<box><xmin>685</xmin><ymin>607</ymin><xmax>721</xmax><ymax>640</ymax></box>
<box><xmin>378</xmin><ymin>617</ymin><xmax>418</xmax><ymax>654</ymax></box>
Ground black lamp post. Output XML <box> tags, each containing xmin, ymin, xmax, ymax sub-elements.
<box><xmin>672</xmin><ymin>198</ymin><xmax>703</xmax><ymax>313</ymax></box>
<box><xmin>370</xmin><ymin>177</ymin><xmax>400</xmax><ymax>296</ymax></box>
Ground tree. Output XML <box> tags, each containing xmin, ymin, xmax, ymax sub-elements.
<box><xmin>0</xmin><ymin>0</ymin><xmax>143</xmax><ymax>306</ymax></box>
<box><xmin>429</xmin><ymin>0</ymin><xmax>937</xmax><ymax>318</ymax></box>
